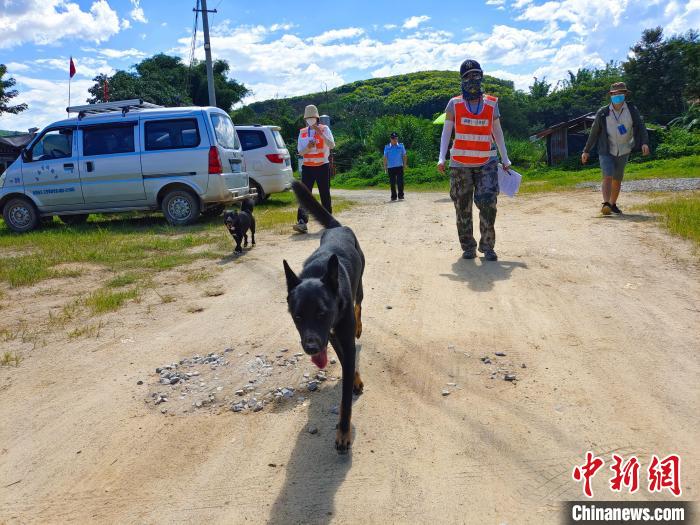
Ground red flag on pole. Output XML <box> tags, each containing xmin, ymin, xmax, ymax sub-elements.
<box><xmin>69</xmin><ymin>57</ymin><xmax>76</xmax><ymax>78</ymax></box>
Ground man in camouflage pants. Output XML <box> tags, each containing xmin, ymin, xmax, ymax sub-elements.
<box><xmin>438</xmin><ymin>59</ymin><xmax>512</xmax><ymax>261</ymax></box>
<box><xmin>448</xmin><ymin>162</ymin><xmax>499</xmax><ymax>257</ymax></box>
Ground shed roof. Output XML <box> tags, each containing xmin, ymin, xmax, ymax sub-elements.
<box><xmin>0</xmin><ymin>133</ymin><xmax>35</xmax><ymax>150</ymax></box>
<box><xmin>529</xmin><ymin>113</ymin><xmax>596</xmax><ymax>141</ymax></box>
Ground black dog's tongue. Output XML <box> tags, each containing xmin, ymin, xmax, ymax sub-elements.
<box><xmin>311</xmin><ymin>346</ymin><xmax>328</xmax><ymax>369</ymax></box>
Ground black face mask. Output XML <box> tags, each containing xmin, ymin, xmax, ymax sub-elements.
<box><xmin>461</xmin><ymin>78</ymin><xmax>483</xmax><ymax>99</ymax></box>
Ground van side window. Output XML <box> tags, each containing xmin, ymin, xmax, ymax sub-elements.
<box><xmin>83</xmin><ymin>124</ymin><xmax>135</xmax><ymax>156</ymax></box>
<box><xmin>29</xmin><ymin>129</ymin><xmax>73</xmax><ymax>161</ymax></box>
<box><xmin>145</xmin><ymin>119</ymin><xmax>200</xmax><ymax>151</ymax></box>
<box><xmin>237</xmin><ymin>130</ymin><xmax>268</xmax><ymax>151</ymax></box>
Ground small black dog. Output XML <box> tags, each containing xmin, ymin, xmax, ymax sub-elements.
<box><xmin>224</xmin><ymin>199</ymin><xmax>255</xmax><ymax>253</ymax></box>
<box><xmin>284</xmin><ymin>181</ymin><xmax>365</xmax><ymax>454</ymax></box>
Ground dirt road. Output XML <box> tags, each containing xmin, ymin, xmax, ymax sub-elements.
<box><xmin>1</xmin><ymin>190</ymin><xmax>698</xmax><ymax>524</ymax></box>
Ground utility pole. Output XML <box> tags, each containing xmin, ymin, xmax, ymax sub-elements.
<box><xmin>194</xmin><ymin>0</ymin><xmax>217</xmax><ymax>107</ymax></box>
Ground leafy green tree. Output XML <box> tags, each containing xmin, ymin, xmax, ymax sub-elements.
<box><xmin>527</xmin><ymin>64</ymin><xmax>623</xmax><ymax>130</ymax></box>
<box><xmin>623</xmin><ymin>28</ymin><xmax>700</xmax><ymax>123</ymax></box>
<box><xmin>0</xmin><ymin>64</ymin><xmax>28</xmax><ymax>116</ymax></box>
<box><xmin>529</xmin><ymin>77</ymin><xmax>550</xmax><ymax>99</ymax></box>
<box><xmin>87</xmin><ymin>54</ymin><xmax>248</xmax><ymax>111</ymax></box>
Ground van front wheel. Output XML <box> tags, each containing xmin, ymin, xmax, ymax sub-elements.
<box><xmin>3</xmin><ymin>197</ymin><xmax>40</xmax><ymax>233</ymax></box>
<box><xmin>162</xmin><ymin>189</ymin><xmax>200</xmax><ymax>226</ymax></box>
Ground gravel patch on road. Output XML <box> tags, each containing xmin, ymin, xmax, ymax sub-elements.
<box><xmin>145</xmin><ymin>346</ymin><xmax>340</xmax><ymax>415</ymax></box>
<box><xmin>576</xmin><ymin>177</ymin><xmax>700</xmax><ymax>192</ymax></box>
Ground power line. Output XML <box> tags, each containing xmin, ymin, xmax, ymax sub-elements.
<box><xmin>186</xmin><ymin>0</ymin><xmax>200</xmax><ymax>97</ymax></box>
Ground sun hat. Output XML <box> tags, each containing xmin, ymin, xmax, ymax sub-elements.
<box><xmin>303</xmin><ymin>105</ymin><xmax>320</xmax><ymax>119</ymax></box>
<box><xmin>609</xmin><ymin>82</ymin><xmax>630</xmax><ymax>94</ymax></box>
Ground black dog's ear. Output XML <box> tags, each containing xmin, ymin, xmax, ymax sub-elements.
<box><xmin>322</xmin><ymin>254</ymin><xmax>339</xmax><ymax>291</ymax></box>
<box><xmin>283</xmin><ymin>260</ymin><xmax>301</xmax><ymax>291</ymax></box>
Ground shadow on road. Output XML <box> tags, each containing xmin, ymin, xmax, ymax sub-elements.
<box><xmin>441</xmin><ymin>258</ymin><xmax>528</xmax><ymax>292</ymax></box>
<box><xmin>217</xmin><ymin>249</ymin><xmax>252</xmax><ymax>265</ymax></box>
<box><xmin>592</xmin><ymin>213</ymin><xmax>655</xmax><ymax>223</ymax></box>
<box><xmin>288</xmin><ymin>230</ymin><xmax>324</xmax><ymax>242</ymax></box>
<box><xmin>268</xmin><ymin>344</ymin><xmax>364</xmax><ymax>524</ymax></box>
<box><xmin>267</xmin><ymin>382</ymin><xmax>357</xmax><ymax>524</ymax></box>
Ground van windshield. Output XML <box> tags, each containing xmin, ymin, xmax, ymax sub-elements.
<box><xmin>210</xmin><ymin>113</ymin><xmax>240</xmax><ymax>150</ymax></box>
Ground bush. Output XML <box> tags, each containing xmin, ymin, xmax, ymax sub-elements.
<box><xmin>367</xmin><ymin>115</ymin><xmax>436</xmax><ymax>163</ymax></box>
<box><xmin>505</xmin><ymin>137</ymin><xmax>546</xmax><ymax>168</ymax></box>
<box><xmin>656</xmin><ymin>127</ymin><xmax>700</xmax><ymax>158</ymax></box>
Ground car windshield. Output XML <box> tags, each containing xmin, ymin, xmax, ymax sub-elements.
<box><xmin>211</xmin><ymin>113</ymin><xmax>240</xmax><ymax>149</ymax></box>
<box><xmin>272</xmin><ymin>129</ymin><xmax>286</xmax><ymax>149</ymax></box>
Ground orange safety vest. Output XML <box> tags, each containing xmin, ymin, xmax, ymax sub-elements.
<box><xmin>300</xmin><ymin>126</ymin><xmax>327</xmax><ymax>167</ymax></box>
<box><xmin>451</xmin><ymin>94</ymin><xmax>498</xmax><ymax>166</ymax></box>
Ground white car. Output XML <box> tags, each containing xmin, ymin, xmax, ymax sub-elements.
<box><xmin>0</xmin><ymin>99</ymin><xmax>253</xmax><ymax>232</ymax></box>
<box><xmin>236</xmin><ymin>125</ymin><xmax>293</xmax><ymax>202</ymax></box>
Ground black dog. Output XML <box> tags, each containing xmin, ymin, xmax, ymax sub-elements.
<box><xmin>284</xmin><ymin>180</ymin><xmax>365</xmax><ymax>454</ymax></box>
<box><xmin>224</xmin><ymin>199</ymin><xmax>255</xmax><ymax>253</ymax></box>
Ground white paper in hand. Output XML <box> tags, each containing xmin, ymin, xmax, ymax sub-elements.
<box><xmin>497</xmin><ymin>164</ymin><xmax>522</xmax><ymax>197</ymax></box>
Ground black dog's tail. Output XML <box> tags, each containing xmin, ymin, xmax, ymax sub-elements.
<box><xmin>291</xmin><ymin>180</ymin><xmax>341</xmax><ymax>229</ymax></box>
<box><xmin>240</xmin><ymin>198</ymin><xmax>254</xmax><ymax>214</ymax></box>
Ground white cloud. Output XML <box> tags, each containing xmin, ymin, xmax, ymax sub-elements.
<box><xmin>516</xmin><ymin>0</ymin><xmax>629</xmax><ymax>35</ymax></box>
<box><xmin>246</xmin><ymin>67</ymin><xmax>345</xmax><ymax>102</ymax></box>
<box><xmin>269</xmin><ymin>23</ymin><xmax>295</xmax><ymax>32</ymax></box>
<box><xmin>97</xmin><ymin>48</ymin><xmax>147</xmax><ymax>59</ymax></box>
<box><xmin>486</xmin><ymin>0</ymin><xmax>506</xmax><ymax>5</ymax></box>
<box><xmin>130</xmin><ymin>0</ymin><xmax>148</xmax><ymax>24</ymax></box>
<box><xmin>402</xmin><ymin>15</ymin><xmax>430</xmax><ymax>29</ymax></box>
<box><xmin>34</xmin><ymin>57</ymin><xmax>115</xmax><ymax>79</ymax></box>
<box><xmin>121</xmin><ymin>18</ymin><xmax>131</xmax><ymax>30</ymax></box>
<box><xmin>0</xmin><ymin>0</ymin><xmax>121</xmax><ymax>49</ymax></box>
<box><xmin>0</xmin><ymin>75</ymin><xmax>96</xmax><ymax>132</ymax></box>
<box><xmin>5</xmin><ymin>62</ymin><xmax>30</xmax><ymax>73</ymax></box>
<box><xmin>664</xmin><ymin>0</ymin><xmax>700</xmax><ymax>34</ymax></box>
<box><xmin>313</xmin><ymin>27</ymin><xmax>365</xmax><ymax>45</ymax></box>
<box><xmin>384</xmin><ymin>24</ymin><xmax>398</xmax><ymax>30</ymax></box>
<box><xmin>170</xmin><ymin>17</ymin><xmax>610</xmax><ymax>104</ymax></box>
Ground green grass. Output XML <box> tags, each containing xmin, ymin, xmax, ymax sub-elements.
<box><xmin>334</xmin><ymin>155</ymin><xmax>700</xmax><ymax>194</ymax></box>
<box><xmin>254</xmin><ymin>192</ymin><xmax>354</xmax><ymax>234</ymax></box>
<box><xmin>84</xmin><ymin>288</ymin><xmax>139</xmax><ymax>314</ymax></box>
<box><xmin>186</xmin><ymin>270</ymin><xmax>214</xmax><ymax>283</ymax></box>
<box><xmin>68</xmin><ymin>322</ymin><xmax>103</xmax><ymax>339</ymax></box>
<box><xmin>1</xmin><ymin>351</ymin><xmax>21</xmax><ymax>367</ymax></box>
<box><xmin>641</xmin><ymin>192</ymin><xmax>700</xmax><ymax>247</ymax></box>
<box><xmin>106</xmin><ymin>272</ymin><xmax>141</xmax><ymax>288</ymax></box>
<box><xmin>0</xmin><ymin>193</ymin><xmax>355</xmax><ymax>289</ymax></box>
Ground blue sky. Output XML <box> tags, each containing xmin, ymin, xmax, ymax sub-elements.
<box><xmin>1</xmin><ymin>0</ymin><xmax>698</xmax><ymax>132</ymax></box>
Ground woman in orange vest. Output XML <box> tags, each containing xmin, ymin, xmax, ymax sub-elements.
<box><xmin>437</xmin><ymin>59</ymin><xmax>511</xmax><ymax>261</ymax></box>
<box><xmin>293</xmin><ymin>104</ymin><xmax>335</xmax><ymax>233</ymax></box>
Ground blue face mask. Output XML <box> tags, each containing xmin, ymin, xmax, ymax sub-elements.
<box><xmin>611</xmin><ymin>94</ymin><xmax>625</xmax><ymax>104</ymax></box>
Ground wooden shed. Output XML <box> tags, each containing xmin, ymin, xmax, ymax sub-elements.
<box><xmin>0</xmin><ymin>133</ymin><xmax>35</xmax><ymax>172</ymax></box>
<box><xmin>530</xmin><ymin>113</ymin><xmax>596</xmax><ymax>166</ymax></box>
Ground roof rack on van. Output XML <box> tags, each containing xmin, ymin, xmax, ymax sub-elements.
<box><xmin>66</xmin><ymin>99</ymin><xmax>163</xmax><ymax>120</ymax></box>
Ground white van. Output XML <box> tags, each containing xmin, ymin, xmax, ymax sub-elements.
<box><xmin>0</xmin><ymin>99</ymin><xmax>253</xmax><ymax>232</ymax></box>
<box><xmin>236</xmin><ymin>125</ymin><xmax>293</xmax><ymax>202</ymax></box>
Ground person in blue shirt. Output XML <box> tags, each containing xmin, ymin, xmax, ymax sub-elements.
<box><xmin>383</xmin><ymin>132</ymin><xmax>407</xmax><ymax>201</ymax></box>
